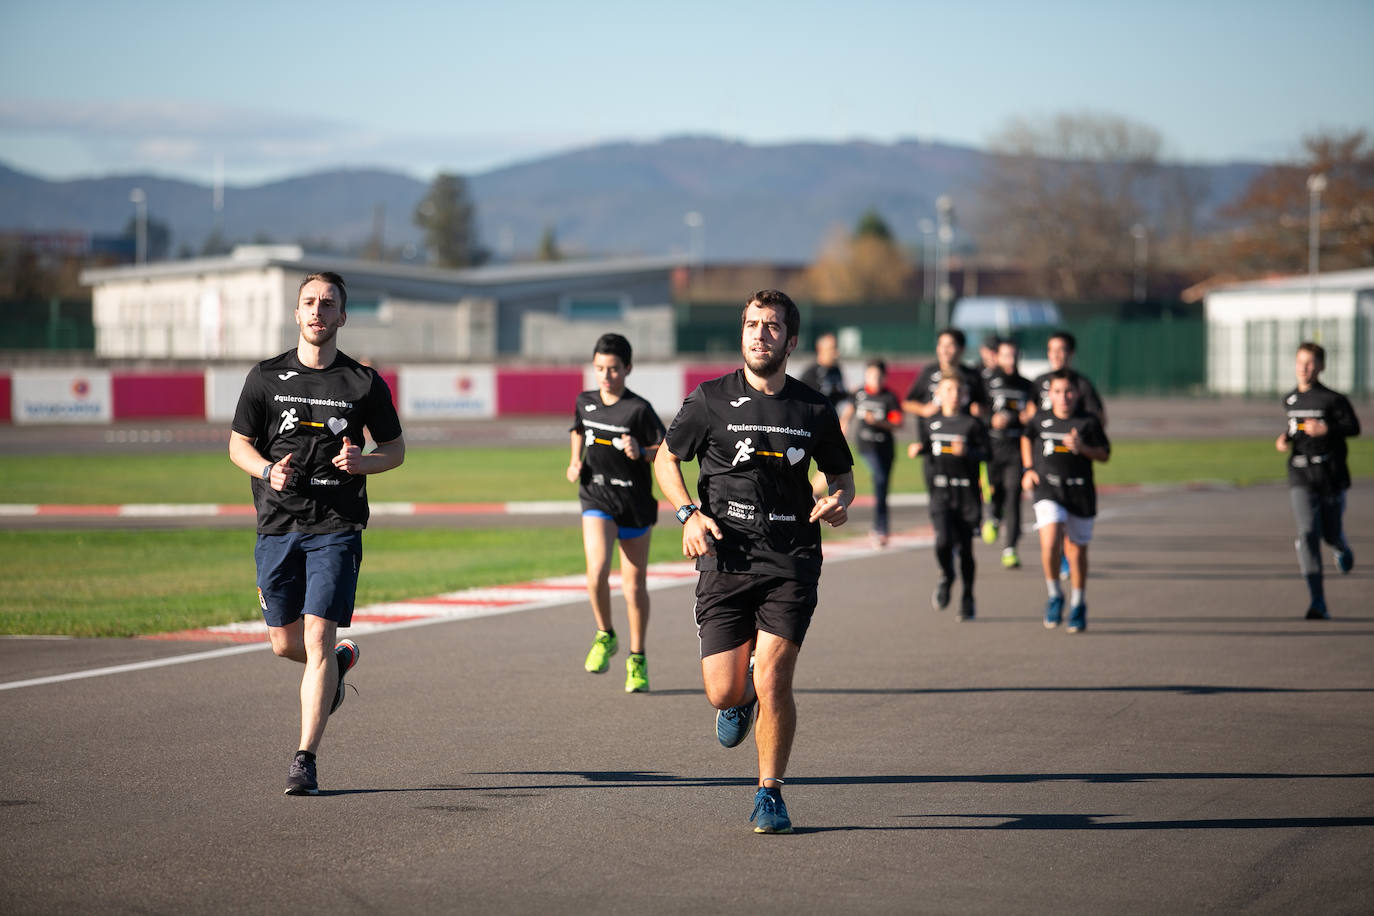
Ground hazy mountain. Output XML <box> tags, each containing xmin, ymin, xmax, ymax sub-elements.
<box><xmin>0</xmin><ymin>136</ymin><xmax>1268</xmax><ymax>262</ymax></box>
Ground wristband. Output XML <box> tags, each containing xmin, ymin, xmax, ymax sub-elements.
<box><xmin>676</xmin><ymin>504</ymin><xmax>699</xmax><ymax>524</ymax></box>
<box><xmin>1021</xmin><ymin>466</ymin><xmax>1033</xmax><ymax>475</ymax></box>
<box><xmin>261</xmin><ymin>463</ymin><xmax>273</xmax><ymax>481</ymax></box>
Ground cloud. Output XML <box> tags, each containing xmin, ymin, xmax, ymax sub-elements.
<box><xmin>0</xmin><ymin>95</ymin><xmax>599</xmax><ymax>182</ymax></box>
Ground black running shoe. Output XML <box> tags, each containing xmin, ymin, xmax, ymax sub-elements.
<box><xmin>1305</xmin><ymin>604</ymin><xmax>1330</xmax><ymax>620</ymax></box>
<box><xmin>932</xmin><ymin>579</ymin><xmax>952</xmax><ymax>610</ymax></box>
<box><xmin>958</xmin><ymin>594</ymin><xmax>976</xmax><ymax>621</ymax></box>
<box><xmin>330</xmin><ymin>639</ymin><xmax>359</xmax><ymax>715</ymax></box>
<box><xmin>284</xmin><ymin>751</ymin><xmax>319</xmax><ymax>796</ymax></box>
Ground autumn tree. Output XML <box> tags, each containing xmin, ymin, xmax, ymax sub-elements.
<box><xmin>804</xmin><ymin>208</ymin><xmax>913</xmax><ymax>302</ymax></box>
<box><xmin>976</xmin><ymin>112</ymin><xmax>1162</xmax><ymax>301</ymax></box>
<box><xmin>414</xmin><ymin>172</ymin><xmax>488</xmax><ymax>268</ymax></box>
<box><xmin>537</xmin><ymin>224</ymin><xmax>562</xmax><ymax>261</ymax></box>
<box><xmin>1218</xmin><ymin>130</ymin><xmax>1374</xmax><ymax>276</ymax></box>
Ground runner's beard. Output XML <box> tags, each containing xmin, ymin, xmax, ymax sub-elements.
<box><xmin>744</xmin><ymin>344</ymin><xmax>787</xmax><ymax>377</ymax></box>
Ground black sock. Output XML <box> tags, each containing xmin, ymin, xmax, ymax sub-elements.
<box><xmin>1305</xmin><ymin>573</ymin><xmax>1325</xmax><ymax>608</ymax></box>
<box><xmin>296</xmin><ymin>750</ymin><xmax>316</xmax><ymax>761</ymax></box>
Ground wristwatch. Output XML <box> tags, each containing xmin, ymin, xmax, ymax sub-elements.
<box><xmin>261</xmin><ymin>463</ymin><xmax>273</xmax><ymax>481</ymax></box>
<box><xmin>675</xmin><ymin>504</ymin><xmax>699</xmax><ymax>524</ymax></box>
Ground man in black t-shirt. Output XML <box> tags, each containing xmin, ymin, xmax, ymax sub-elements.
<box><xmin>1275</xmin><ymin>341</ymin><xmax>1361</xmax><ymax>619</ymax></box>
<box><xmin>921</xmin><ymin>376</ymin><xmax>989</xmax><ymax>619</ymax></box>
<box><xmin>902</xmin><ymin>327</ymin><xmax>986</xmax><ymax>443</ymax></box>
<box><xmin>1025</xmin><ymin>330</ymin><xmax>1106</xmax><ymax>426</ymax></box>
<box><xmin>838</xmin><ymin>359</ymin><xmax>903</xmax><ymax>546</ymax></box>
<box><xmin>655</xmin><ymin>289</ymin><xmax>854</xmax><ymax>835</ymax></box>
<box><xmin>797</xmin><ymin>330</ymin><xmax>848</xmax><ymax>408</ymax></box>
<box><xmin>1021</xmin><ymin>369</ymin><xmax>1110</xmax><ymax>634</ymax></box>
<box><xmin>229</xmin><ymin>271</ymin><xmax>405</xmax><ymax>796</ymax></box>
<box><xmin>567</xmin><ymin>333</ymin><xmax>665</xmax><ymax>691</ymax></box>
<box><xmin>981</xmin><ymin>339</ymin><xmax>1037</xmax><ymax>567</ymax></box>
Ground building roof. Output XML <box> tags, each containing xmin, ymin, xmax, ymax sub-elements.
<box><xmin>79</xmin><ymin>247</ymin><xmax>684</xmax><ymax>291</ymax></box>
<box><xmin>1207</xmin><ymin>267</ymin><xmax>1374</xmax><ymax>296</ymax></box>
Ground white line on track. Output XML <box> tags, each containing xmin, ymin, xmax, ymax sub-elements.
<box><xmin>0</xmin><ymin>643</ymin><xmax>267</xmax><ymax>691</ymax></box>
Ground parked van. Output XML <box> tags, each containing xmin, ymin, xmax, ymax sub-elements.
<box><xmin>949</xmin><ymin>297</ymin><xmax>1061</xmax><ymax>346</ymax></box>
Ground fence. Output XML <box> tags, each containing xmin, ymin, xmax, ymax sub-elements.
<box><xmin>1208</xmin><ymin>314</ymin><xmax>1369</xmax><ymax>398</ymax></box>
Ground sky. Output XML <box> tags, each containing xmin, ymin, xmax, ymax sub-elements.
<box><xmin>1</xmin><ymin>0</ymin><xmax>1371</xmax><ymax>186</ymax></box>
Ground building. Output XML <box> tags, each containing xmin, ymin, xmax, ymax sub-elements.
<box><xmin>1205</xmin><ymin>267</ymin><xmax>1374</xmax><ymax>397</ymax></box>
<box><xmin>79</xmin><ymin>246</ymin><xmax>680</xmax><ymax>363</ymax></box>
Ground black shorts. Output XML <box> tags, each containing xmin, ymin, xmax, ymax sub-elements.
<box><xmin>254</xmin><ymin>530</ymin><xmax>362</xmax><ymax>628</ymax></box>
<box><xmin>693</xmin><ymin>570</ymin><xmax>818</xmax><ymax>658</ymax></box>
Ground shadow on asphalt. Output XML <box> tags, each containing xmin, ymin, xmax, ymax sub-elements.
<box><xmin>798</xmin><ymin>814</ymin><xmax>1374</xmax><ymax>832</ymax></box>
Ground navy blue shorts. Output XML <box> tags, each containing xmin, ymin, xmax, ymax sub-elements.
<box><xmin>254</xmin><ymin>530</ymin><xmax>362</xmax><ymax>628</ymax></box>
<box><xmin>582</xmin><ymin>508</ymin><xmax>652</xmax><ymax>541</ymax></box>
<box><xmin>693</xmin><ymin>571</ymin><xmax>818</xmax><ymax>658</ymax></box>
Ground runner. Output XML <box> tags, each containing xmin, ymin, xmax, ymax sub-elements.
<box><xmin>228</xmin><ymin>271</ymin><xmax>405</xmax><ymax>795</ymax></box>
<box><xmin>838</xmin><ymin>359</ymin><xmax>903</xmax><ymax>547</ymax></box>
<box><xmin>1021</xmin><ymin>369</ymin><xmax>1110</xmax><ymax>633</ymax></box>
<box><xmin>1026</xmin><ymin>330</ymin><xmax>1106</xmax><ymax>426</ymax></box>
<box><xmin>567</xmin><ymin>333</ymin><xmax>665</xmax><ymax>691</ymax></box>
<box><xmin>981</xmin><ymin>338</ymin><xmax>1037</xmax><ymax>568</ymax></box>
<box><xmin>921</xmin><ymin>375</ymin><xmax>989</xmax><ymax>620</ymax></box>
<box><xmin>654</xmin><ymin>289</ymin><xmax>854</xmax><ymax>834</ymax></box>
<box><xmin>902</xmin><ymin>327</ymin><xmax>987</xmax><ymax>425</ymax></box>
<box><xmin>800</xmin><ymin>330</ymin><xmax>849</xmax><ymax>497</ymax></box>
<box><xmin>1275</xmin><ymin>341</ymin><xmax>1361</xmax><ymax>619</ymax></box>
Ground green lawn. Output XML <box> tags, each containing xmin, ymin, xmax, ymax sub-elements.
<box><xmin>1</xmin><ymin>437</ymin><xmax>1369</xmax><ymax>637</ymax></box>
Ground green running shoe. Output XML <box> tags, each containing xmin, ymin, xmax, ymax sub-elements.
<box><xmin>584</xmin><ymin>630</ymin><xmax>618</xmax><ymax>673</ymax></box>
<box><xmin>981</xmin><ymin>519</ymin><xmax>999</xmax><ymax>544</ymax></box>
<box><xmin>625</xmin><ymin>653</ymin><xmax>649</xmax><ymax>693</ymax></box>
<box><xmin>1001</xmin><ymin>547</ymin><xmax>1019</xmax><ymax>569</ymax></box>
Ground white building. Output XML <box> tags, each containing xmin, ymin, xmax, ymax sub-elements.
<box><xmin>1205</xmin><ymin>267</ymin><xmax>1374</xmax><ymax>396</ymax></box>
<box><xmin>80</xmin><ymin>246</ymin><xmax>681</xmax><ymax>363</ymax></box>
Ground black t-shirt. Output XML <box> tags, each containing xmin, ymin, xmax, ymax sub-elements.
<box><xmin>1032</xmin><ymin>369</ymin><xmax>1105</xmax><ymax>423</ymax></box>
<box><xmin>570</xmin><ymin>388</ymin><xmax>666</xmax><ymax>528</ymax></box>
<box><xmin>231</xmin><ymin>349</ymin><xmax>403</xmax><ymax>534</ymax></box>
<box><xmin>1023</xmin><ymin>410</ymin><xmax>1110</xmax><ymax>518</ymax></box>
<box><xmin>982</xmin><ymin>368</ymin><xmax>1037</xmax><ymax>444</ymax></box>
<box><xmin>664</xmin><ymin>368</ymin><xmax>853</xmax><ymax>584</ymax></box>
<box><xmin>798</xmin><ymin>363</ymin><xmax>849</xmax><ymax>407</ymax></box>
<box><xmin>1283</xmin><ymin>382</ymin><xmax>1361</xmax><ymax>492</ymax></box>
<box><xmin>848</xmin><ymin>386</ymin><xmax>903</xmax><ymax>452</ymax></box>
<box><xmin>920</xmin><ymin>412</ymin><xmax>988</xmax><ymax>514</ymax></box>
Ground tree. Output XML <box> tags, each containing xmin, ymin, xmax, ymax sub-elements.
<box><xmin>803</xmin><ymin>208</ymin><xmax>914</xmax><ymax>302</ymax></box>
<box><xmin>1218</xmin><ymin>130</ymin><xmax>1374</xmax><ymax>276</ymax></box>
<box><xmin>414</xmin><ymin>172</ymin><xmax>488</xmax><ymax>268</ymax></box>
<box><xmin>976</xmin><ymin>112</ymin><xmax>1162</xmax><ymax>301</ymax></box>
<box><xmin>537</xmin><ymin>224</ymin><xmax>562</xmax><ymax>261</ymax></box>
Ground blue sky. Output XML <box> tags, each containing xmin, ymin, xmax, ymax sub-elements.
<box><xmin>1</xmin><ymin>0</ymin><xmax>1370</xmax><ymax>185</ymax></box>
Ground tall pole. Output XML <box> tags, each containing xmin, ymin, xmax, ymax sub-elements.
<box><xmin>1131</xmin><ymin>223</ymin><xmax>1148</xmax><ymax>304</ymax></box>
<box><xmin>919</xmin><ymin>218</ymin><xmax>935</xmax><ymax>305</ymax></box>
<box><xmin>684</xmin><ymin>210</ymin><xmax>704</xmax><ymax>288</ymax></box>
<box><xmin>935</xmin><ymin>195</ymin><xmax>954</xmax><ymax>329</ymax></box>
<box><xmin>129</xmin><ymin>187</ymin><xmax>147</xmax><ymax>264</ymax></box>
<box><xmin>1307</xmin><ymin>173</ymin><xmax>1326</xmax><ymax>341</ymax></box>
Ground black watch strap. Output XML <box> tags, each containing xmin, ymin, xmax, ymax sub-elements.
<box><xmin>676</xmin><ymin>504</ymin><xmax>699</xmax><ymax>524</ymax></box>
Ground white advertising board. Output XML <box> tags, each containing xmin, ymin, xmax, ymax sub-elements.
<box><xmin>400</xmin><ymin>365</ymin><xmax>496</xmax><ymax>419</ymax></box>
<box><xmin>581</xmin><ymin>364</ymin><xmax>684</xmax><ymax>420</ymax></box>
<box><xmin>204</xmin><ymin>366</ymin><xmax>255</xmax><ymax>422</ymax></box>
<box><xmin>11</xmin><ymin>369</ymin><xmax>113</xmax><ymax>424</ymax></box>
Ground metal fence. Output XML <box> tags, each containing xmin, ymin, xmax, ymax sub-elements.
<box><xmin>1208</xmin><ymin>314</ymin><xmax>1369</xmax><ymax>398</ymax></box>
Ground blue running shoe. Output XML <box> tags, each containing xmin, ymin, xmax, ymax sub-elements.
<box><xmin>1066</xmin><ymin>603</ymin><xmax>1087</xmax><ymax>633</ymax></box>
<box><xmin>750</xmin><ymin>786</ymin><xmax>793</xmax><ymax>834</ymax></box>
<box><xmin>716</xmin><ymin>657</ymin><xmax>756</xmax><ymax>748</ymax></box>
<box><xmin>1336</xmin><ymin>546</ymin><xmax>1354</xmax><ymax>574</ymax></box>
<box><xmin>1044</xmin><ymin>595</ymin><xmax>1064</xmax><ymax>629</ymax></box>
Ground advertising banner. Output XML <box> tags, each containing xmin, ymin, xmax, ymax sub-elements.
<box><xmin>400</xmin><ymin>365</ymin><xmax>496</xmax><ymax>419</ymax></box>
<box><xmin>12</xmin><ymin>369</ymin><xmax>113</xmax><ymax>424</ymax></box>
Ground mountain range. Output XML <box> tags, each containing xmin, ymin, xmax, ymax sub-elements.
<box><xmin>0</xmin><ymin>136</ymin><xmax>1268</xmax><ymax>263</ymax></box>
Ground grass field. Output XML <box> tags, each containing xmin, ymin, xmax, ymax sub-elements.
<box><xmin>2</xmin><ymin>438</ymin><xmax>1370</xmax><ymax>637</ymax></box>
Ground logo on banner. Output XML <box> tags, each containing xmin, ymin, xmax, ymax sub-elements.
<box><xmin>72</xmin><ymin>379</ymin><xmax>90</xmax><ymax>398</ymax></box>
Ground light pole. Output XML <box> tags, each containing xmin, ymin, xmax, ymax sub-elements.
<box><xmin>919</xmin><ymin>218</ymin><xmax>935</xmax><ymax>305</ymax></box>
<box><xmin>684</xmin><ymin>210</ymin><xmax>705</xmax><ymax>288</ymax></box>
<box><xmin>1307</xmin><ymin>173</ymin><xmax>1326</xmax><ymax>339</ymax></box>
<box><xmin>1131</xmin><ymin>223</ymin><xmax>1148</xmax><ymax>303</ymax></box>
<box><xmin>129</xmin><ymin>187</ymin><xmax>147</xmax><ymax>264</ymax></box>
<box><xmin>935</xmin><ymin>195</ymin><xmax>954</xmax><ymax>329</ymax></box>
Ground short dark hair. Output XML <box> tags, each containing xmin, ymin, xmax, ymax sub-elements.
<box><xmin>981</xmin><ymin>334</ymin><xmax>1002</xmax><ymax>351</ymax></box>
<box><xmin>743</xmin><ymin>289</ymin><xmax>801</xmax><ymax>341</ymax></box>
<box><xmin>937</xmin><ymin>327</ymin><xmax>966</xmax><ymax>349</ymax></box>
<box><xmin>866</xmin><ymin>358</ymin><xmax>887</xmax><ymax>374</ymax></box>
<box><xmin>298</xmin><ymin>271</ymin><xmax>347</xmax><ymax>310</ymax></box>
<box><xmin>1049</xmin><ymin>330</ymin><xmax>1077</xmax><ymax>353</ymax></box>
<box><xmin>1048</xmin><ymin>368</ymin><xmax>1075</xmax><ymax>384</ymax></box>
<box><xmin>593</xmin><ymin>332</ymin><xmax>633</xmax><ymax>367</ymax></box>
<box><xmin>1297</xmin><ymin>341</ymin><xmax>1325</xmax><ymax>371</ymax></box>
<box><xmin>997</xmin><ymin>338</ymin><xmax>1020</xmax><ymax>353</ymax></box>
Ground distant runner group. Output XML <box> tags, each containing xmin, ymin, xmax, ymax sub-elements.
<box><xmin>229</xmin><ymin>273</ymin><xmax>1361</xmax><ymax>833</ymax></box>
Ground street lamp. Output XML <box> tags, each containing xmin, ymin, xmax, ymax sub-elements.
<box><xmin>129</xmin><ymin>187</ymin><xmax>147</xmax><ymax>264</ymax></box>
<box><xmin>684</xmin><ymin>210</ymin><xmax>705</xmax><ymax>286</ymax></box>
<box><xmin>918</xmin><ymin>218</ymin><xmax>935</xmax><ymax>304</ymax></box>
<box><xmin>1307</xmin><ymin>173</ymin><xmax>1327</xmax><ymax>339</ymax></box>
<box><xmin>1131</xmin><ymin>223</ymin><xmax>1148</xmax><ymax>304</ymax></box>
<box><xmin>935</xmin><ymin>195</ymin><xmax>954</xmax><ymax>328</ymax></box>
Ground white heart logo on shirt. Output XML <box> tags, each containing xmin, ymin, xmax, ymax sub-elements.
<box><xmin>327</xmin><ymin>417</ymin><xmax>347</xmax><ymax>435</ymax></box>
<box><xmin>786</xmin><ymin>447</ymin><xmax>806</xmax><ymax>465</ymax></box>
<box><xmin>611</xmin><ymin>436</ymin><xmax>626</xmax><ymax>450</ymax></box>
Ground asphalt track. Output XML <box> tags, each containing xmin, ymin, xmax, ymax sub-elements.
<box><xmin>2</xmin><ymin>481</ymin><xmax>1372</xmax><ymax>914</ymax></box>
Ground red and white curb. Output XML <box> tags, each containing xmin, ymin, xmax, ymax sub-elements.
<box><xmin>141</xmin><ymin>528</ymin><xmax>936</xmax><ymax>644</ymax></box>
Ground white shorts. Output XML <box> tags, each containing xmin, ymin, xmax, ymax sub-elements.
<box><xmin>1033</xmin><ymin>499</ymin><xmax>1095</xmax><ymax>544</ymax></box>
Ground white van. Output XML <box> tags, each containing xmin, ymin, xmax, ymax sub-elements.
<box><xmin>950</xmin><ymin>296</ymin><xmax>1061</xmax><ymax>344</ymax></box>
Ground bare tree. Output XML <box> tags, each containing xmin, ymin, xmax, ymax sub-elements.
<box><xmin>977</xmin><ymin>112</ymin><xmax>1162</xmax><ymax>301</ymax></box>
